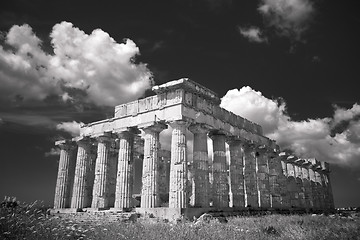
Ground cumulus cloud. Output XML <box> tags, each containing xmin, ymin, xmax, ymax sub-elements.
<box><xmin>258</xmin><ymin>0</ymin><xmax>314</xmax><ymax>40</ymax></box>
<box><xmin>221</xmin><ymin>87</ymin><xmax>360</xmax><ymax>167</ymax></box>
<box><xmin>333</xmin><ymin>104</ymin><xmax>360</xmax><ymax>125</ymax></box>
<box><xmin>238</xmin><ymin>26</ymin><xmax>268</xmax><ymax>43</ymax></box>
<box><xmin>56</xmin><ymin>121</ymin><xmax>83</xmax><ymax>137</ymax></box>
<box><xmin>0</xmin><ymin>22</ymin><xmax>153</xmax><ymax>106</ymax></box>
<box><xmin>220</xmin><ymin>86</ymin><xmax>288</xmax><ymax>135</ymax></box>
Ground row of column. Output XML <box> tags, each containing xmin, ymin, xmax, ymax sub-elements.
<box><xmin>54</xmin><ymin>120</ymin><xmax>334</xmax><ymax>210</ymax></box>
<box><xmin>279</xmin><ymin>155</ymin><xmax>334</xmax><ymax>210</ymax></box>
<box><xmin>54</xmin><ymin>129</ymin><xmax>139</xmax><ymax>210</ymax></box>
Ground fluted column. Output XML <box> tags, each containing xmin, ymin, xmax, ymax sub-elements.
<box><xmin>209</xmin><ymin>132</ymin><xmax>228</xmax><ymax>208</ymax></box>
<box><xmin>314</xmin><ymin>170</ymin><xmax>325</xmax><ymax>209</ymax></box>
<box><xmin>255</xmin><ymin>146</ymin><xmax>271</xmax><ymax>208</ymax></box>
<box><xmin>267</xmin><ymin>150</ymin><xmax>282</xmax><ymax>208</ymax></box>
<box><xmin>279</xmin><ymin>155</ymin><xmax>290</xmax><ymax>208</ymax></box>
<box><xmin>159</xmin><ymin>150</ymin><xmax>171</xmax><ymax>204</ymax></box>
<box><xmin>326</xmin><ymin>172</ymin><xmax>335</xmax><ymax>209</ymax></box>
<box><xmin>141</xmin><ymin>123</ymin><xmax>167</xmax><ymax>208</ymax></box>
<box><xmin>286</xmin><ymin>162</ymin><xmax>299</xmax><ymax>207</ymax></box>
<box><xmin>91</xmin><ymin>133</ymin><xmax>113</xmax><ymax>209</ymax></box>
<box><xmin>189</xmin><ymin>124</ymin><xmax>210</xmax><ymax>207</ymax></box>
<box><xmin>86</xmin><ymin>144</ymin><xmax>97</xmax><ymax>207</ymax></box>
<box><xmin>321</xmin><ymin>162</ymin><xmax>334</xmax><ymax>209</ymax></box>
<box><xmin>114</xmin><ymin>129</ymin><xmax>138</xmax><ymax>209</ymax></box>
<box><xmin>71</xmin><ymin>137</ymin><xmax>92</xmax><ymax>209</ymax></box>
<box><xmin>308</xmin><ymin>167</ymin><xmax>319</xmax><ymax>209</ymax></box>
<box><xmin>301</xmin><ymin>163</ymin><xmax>313</xmax><ymax>209</ymax></box>
<box><xmin>54</xmin><ymin>140</ymin><xmax>76</xmax><ymax>209</ymax></box>
<box><xmin>169</xmin><ymin>121</ymin><xmax>188</xmax><ymax>208</ymax></box>
<box><xmin>294</xmin><ymin>164</ymin><xmax>306</xmax><ymax>208</ymax></box>
<box><xmin>243</xmin><ymin>142</ymin><xmax>258</xmax><ymax>207</ymax></box>
<box><xmin>227</xmin><ymin>138</ymin><xmax>245</xmax><ymax>208</ymax></box>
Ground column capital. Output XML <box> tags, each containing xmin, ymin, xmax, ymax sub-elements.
<box><xmin>242</xmin><ymin>140</ymin><xmax>257</xmax><ymax>151</ymax></box>
<box><xmin>94</xmin><ymin>132</ymin><xmax>113</xmax><ymax>143</ymax></box>
<box><xmin>143</xmin><ymin>122</ymin><xmax>167</xmax><ymax>133</ymax></box>
<box><xmin>278</xmin><ymin>152</ymin><xmax>298</xmax><ymax>163</ymax></box>
<box><xmin>208</xmin><ymin>130</ymin><xmax>227</xmax><ymax>140</ymax></box>
<box><xmin>116</xmin><ymin>127</ymin><xmax>140</xmax><ymax>138</ymax></box>
<box><xmin>55</xmin><ymin>140</ymin><xmax>76</xmax><ymax>150</ymax></box>
<box><xmin>225</xmin><ymin>135</ymin><xmax>246</xmax><ymax>145</ymax></box>
<box><xmin>188</xmin><ymin>123</ymin><xmax>210</xmax><ymax>134</ymax></box>
<box><xmin>74</xmin><ymin>136</ymin><xmax>92</xmax><ymax>147</ymax></box>
<box><xmin>255</xmin><ymin>145</ymin><xmax>268</xmax><ymax>154</ymax></box>
<box><xmin>168</xmin><ymin>120</ymin><xmax>190</xmax><ymax>129</ymax></box>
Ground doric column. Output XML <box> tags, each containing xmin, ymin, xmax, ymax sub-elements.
<box><xmin>159</xmin><ymin>150</ymin><xmax>171</xmax><ymax>204</ymax></box>
<box><xmin>321</xmin><ymin>162</ymin><xmax>334</xmax><ymax>210</ymax></box>
<box><xmin>325</xmin><ymin>172</ymin><xmax>335</xmax><ymax>209</ymax></box>
<box><xmin>114</xmin><ymin>128</ymin><xmax>138</xmax><ymax>209</ymax></box>
<box><xmin>294</xmin><ymin>164</ymin><xmax>306</xmax><ymax>208</ymax></box>
<box><xmin>141</xmin><ymin>122</ymin><xmax>167</xmax><ymax>208</ymax></box>
<box><xmin>71</xmin><ymin>137</ymin><xmax>92</xmax><ymax>209</ymax></box>
<box><xmin>286</xmin><ymin>162</ymin><xmax>299</xmax><ymax>208</ymax></box>
<box><xmin>308</xmin><ymin>166</ymin><xmax>318</xmax><ymax>209</ymax></box>
<box><xmin>243</xmin><ymin>142</ymin><xmax>258</xmax><ymax>208</ymax></box>
<box><xmin>279</xmin><ymin>154</ymin><xmax>291</xmax><ymax>208</ymax></box>
<box><xmin>54</xmin><ymin>140</ymin><xmax>76</xmax><ymax>209</ymax></box>
<box><xmin>189</xmin><ymin>124</ymin><xmax>210</xmax><ymax>207</ymax></box>
<box><xmin>301</xmin><ymin>162</ymin><xmax>313</xmax><ymax>209</ymax></box>
<box><xmin>255</xmin><ymin>146</ymin><xmax>271</xmax><ymax>208</ymax></box>
<box><xmin>314</xmin><ymin>170</ymin><xmax>325</xmax><ymax>209</ymax></box>
<box><xmin>169</xmin><ymin>120</ymin><xmax>189</xmax><ymax>208</ymax></box>
<box><xmin>227</xmin><ymin>137</ymin><xmax>245</xmax><ymax>208</ymax></box>
<box><xmin>267</xmin><ymin>150</ymin><xmax>282</xmax><ymax>208</ymax></box>
<box><xmin>91</xmin><ymin>133</ymin><xmax>113</xmax><ymax>209</ymax></box>
<box><xmin>86</xmin><ymin>144</ymin><xmax>97</xmax><ymax>207</ymax></box>
<box><xmin>209</xmin><ymin>131</ymin><xmax>228</xmax><ymax>208</ymax></box>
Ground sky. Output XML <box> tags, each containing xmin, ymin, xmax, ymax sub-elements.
<box><xmin>0</xmin><ymin>0</ymin><xmax>359</xmax><ymax>208</ymax></box>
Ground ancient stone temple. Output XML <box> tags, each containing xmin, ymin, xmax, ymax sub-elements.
<box><xmin>52</xmin><ymin>78</ymin><xmax>334</xmax><ymax>218</ymax></box>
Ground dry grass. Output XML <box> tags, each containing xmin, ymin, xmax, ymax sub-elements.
<box><xmin>1</xmin><ymin>201</ymin><xmax>360</xmax><ymax>240</ymax></box>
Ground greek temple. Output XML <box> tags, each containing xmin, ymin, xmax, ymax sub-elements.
<box><xmin>52</xmin><ymin>78</ymin><xmax>334</xmax><ymax>218</ymax></box>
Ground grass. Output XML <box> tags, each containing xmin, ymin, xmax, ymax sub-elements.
<box><xmin>1</xmin><ymin>201</ymin><xmax>360</xmax><ymax>240</ymax></box>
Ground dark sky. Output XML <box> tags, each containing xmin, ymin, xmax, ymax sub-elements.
<box><xmin>0</xmin><ymin>0</ymin><xmax>359</xmax><ymax>208</ymax></box>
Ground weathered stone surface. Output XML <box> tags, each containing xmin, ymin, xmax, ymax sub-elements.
<box><xmin>52</xmin><ymin>79</ymin><xmax>335</xmax><ymax>215</ymax></box>
<box><xmin>169</xmin><ymin>120</ymin><xmax>189</xmax><ymax>208</ymax></box>
<box><xmin>294</xmin><ymin>165</ymin><xmax>306</xmax><ymax>208</ymax></box>
<box><xmin>301</xmin><ymin>163</ymin><xmax>313</xmax><ymax>209</ymax></box>
<box><xmin>209</xmin><ymin>132</ymin><xmax>228</xmax><ymax>208</ymax></box>
<box><xmin>267</xmin><ymin>151</ymin><xmax>283</xmax><ymax>208</ymax></box>
<box><xmin>81</xmin><ymin>79</ymin><xmax>264</xmax><ymax>147</ymax></box>
<box><xmin>85</xmin><ymin>143</ymin><xmax>97</xmax><ymax>207</ymax></box>
<box><xmin>54</xmin><ymin>140</ymin><xmax>76</xmax><ymax>209</ymax></box>
<box><xmin>71</xmin><ymin>137</ymin><xmax>92</xmax><ymax>209</ymax></box>
<box><xmin>227</xmin><ymin>138</ymin><xmax>245</xmax><ymax>208</ymax></box>
<box><xmin>315</xmin><ymin>170</ymin><xmax>325</xmax><ymax>209</ymax></box>
<box><xmin>308</xmin><ymin>167</ymin><xmax>319</xmax><ymax>209</ymax></box>
<box><xmin>108</xmin><ymin>140</ymin><xmax>118</xmax><ymax>207</ymax></box>
<box><xmin>114</xmin><ymin>129</ymin><xmax>137</xmax><ymax>209</ymax></box>
<box><xmin>158</xmin><ymin>150</ymin><xmax>171</xmax><ymax>205</ymax></box>
<box><xmin>189</xmin><ymin>124</ymin><xmax>210</xmax><ymax>207</ymax></box>
<box><xmin>141</xmin><ymin>123</ymin><xmax>167</xmax><ymax>208</ymax></box>
<box><xmin>91</xmin><ymin>134</ymin><xmax>113</xmax><ymax>209</ymax></box>
<box><xmin>278</xmin><ymin>154</ymin><xmax>291</xmax><ymax>208</ymax></box>
<box><xmin>243</xmin><ymin>142</ymin><xmax>258</xmax><ymax>208</ymax></box>
<box><xmin>255</xmin><ymin>147</ymin><xmax>271</xmax><ymax>208</ymax></box>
